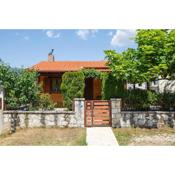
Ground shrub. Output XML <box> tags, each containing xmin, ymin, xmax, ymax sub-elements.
<box><xmin>0</xmin><ymin>60</ymin><xmax>41</xmax><ymax>110</ymax></box>
<box><xmin>31</xmin><ymin>93</ymin><xmax>56</xmax><ymax>110</ymax></box>
<box><xmin>122</xmin><ymin>89</ymin><xmax>158</xmax><ymax>110</ymax></box>
<box><xmin>102</xmin><ymin>73</ymin><xmax>125</xmax><ymax>100</ymax></box>
<box><xmin>157</xmin><ymin>92</ymin><xmax>175</xmax><ymax>110</ymax></box>
<box><xmin>61</xmin><ymin>71</ymin><xmax>85</xmax><ymax>109</ymax></box>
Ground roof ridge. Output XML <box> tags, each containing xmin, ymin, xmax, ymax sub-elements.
<box><xmin>41</xmin><ymin>60</ymin><xmax>107</xmax><ymax>62</ymax></box>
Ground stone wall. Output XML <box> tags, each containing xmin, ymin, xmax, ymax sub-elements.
<box><xmin>0</xmin><ymin>98</ymin><xmax>85</xmax><ymax>134</ymax></box>
<box><xmin>1</xmin><ymin>111</ymin><xmax>77</xmax><ymax>134</ymax></box>
<box><xmin>1</xmin><ymin>98</ymin><xmax>175</xmax><ymax>133</ymax></box>
<box><xmin>120</xmin><ymin>111</ymin><xmax>175</xmax><ymax>128</ymax></box>
<box><xmin>111</xmin><ymin>99</ymin><xmax>175</xmax><ymax>128</ymax></box>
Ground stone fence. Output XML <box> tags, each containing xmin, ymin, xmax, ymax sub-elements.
<box><xmin>111</xmin><ymin>99</ymin><xmax>175</xmax><ymax>128</ymax></box>
<box><xmin>0</xmin><ymin>98</ymin><xmax>175</xmax><ymax>135</ymax></box>
<box><xmin>0</xmin><ymin>98</ymin><xmax>84</xmax><ymax>134</ymax></box>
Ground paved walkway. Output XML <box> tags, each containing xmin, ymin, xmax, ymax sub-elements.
<box><xmin>86</xmin><ymin>127</ymin><xmax>119</xmax><ymax>146</ymax></box>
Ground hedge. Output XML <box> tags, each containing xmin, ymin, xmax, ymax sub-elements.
<box><xmin>102</xmin><ymin>73</ymin><xmax>125</xmax><ymax>100</ymax></box>
<box><xmin>122</xmin><ymin>89</ymin><xmax>158</xmax><ymax>110</ymax></box>
<box><xmin>60</xmin><ymin>71</ymin><xmax>85</xmax><ymax>109</ymax></box>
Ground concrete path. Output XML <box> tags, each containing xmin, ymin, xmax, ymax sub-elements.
<box><xmin>86</xmin><ymin>127</ymin><xmax>119</xmax><ymax>146</ymax></box>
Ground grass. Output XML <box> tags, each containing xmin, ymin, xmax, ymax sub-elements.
<box><xmin>113</xmin><ymin>127</ymin><xmax>175</xmax><ymax>146</ymax></box>
<box><xmin>0</xmin><ymin>127</ymin><xmax>86</xmax><ymax>146</ymax></box>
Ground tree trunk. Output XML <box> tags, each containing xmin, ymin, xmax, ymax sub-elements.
<box><xmin>147</xmin><ymin>82</ymin><xmax>150</xmax><ymax>90</ymax></box>
<box><xmin>133</xmin><ymin>84</ymin><xmax>136</xmax><ymax>90</ymax></box>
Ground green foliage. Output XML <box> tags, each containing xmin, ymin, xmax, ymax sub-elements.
<box><xmin>135</xmin><ymin>29</ymin><xmax>168</xmax><ymax>80</ymax></box>
<box><xmin>61</xmin><ymin>71</ymin><xmax>85</xmax><ymax>109</ymax></box>
<box><xmin>81</xmin><ymin>69</ymin><xmax>102</xmax><ymax>79</ymax></box>
<box><xmin>157</xmin><ymin>92</ymin><xmax>175</xmax><ymax>110</ymax></box>
<box><xmin>122</xmin><ymin>89</ymin><xmax>158</xmax><ymax>110</ymax></box>
<box><xmin>102</xmin><ymin>73</ymin><xmax>125</xmax><ymax>100</ymax></box>
<box><xmin>15</xmin><ymin>69</ymin><xmax>40</xmax><ymax>108</ymax></box>
<box><xmin>105</xmin><ymin>30</ymin><xmax>175</xmax><ymax>86</ymax></box>
<box><xmin>0</xmin><ymin>60</ymin><xmax>41</xmax><ymax>109</ymax></box>
<box><xmin>33</xmin><ymin>93</ymin><xmax>56</xmax><ymax>110</ymax></box>
<box><xmin>105</xmin><ymin>49</ymin><xmax>146</xmax><ymax>84</ymax></box>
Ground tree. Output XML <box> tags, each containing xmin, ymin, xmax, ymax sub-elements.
<box><xmin>12</xmin><ymin>69</ymin><xmax>41</xmax><ymax>109</ymax></box>
<box><xmin>164</xmin><ymin>29</ymin><xmax>175</xmax><ymax>78</ymax></box>
<box><xmin>105</xmin><ymin>49</ymin><xmax>145</xmax><ymax>88</ymax></box>
<box><xmin>135</xmin><ymin>29</ymin><xmax>168</xmax><ymax>82</ymax></box>
<box><xmin>105</xmin><ymin>30</ymin><xmax>175</xmax><ymax>90</ymax></box>
<box><xmin>0</xmin><ymin>60</ymin><xmax>41</xmax><ymax>109</ymax></box>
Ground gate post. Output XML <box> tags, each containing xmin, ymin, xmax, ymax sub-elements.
<box><xmin>74</xmin><ymin>98</ymin><xmax>85</xmax><ymax>127</ymax></box>
<box><xmin>0</xmin><ymin>87</ymin><xmax>4</xmax><ymax>111</ymax></box>
<box><xmin>0</xmin><ymin>110</ymin><xmax>3</xmax><ymax>134</ymax></box>
<box><xmin>111</xmin><ymin>98</ymin><xmax>121</xmax><ymax>128</ymax></box>
<box><xmin>0</xmin><ymin>86</ymin><xmax>4</xmax><ymax>134</ymax></box>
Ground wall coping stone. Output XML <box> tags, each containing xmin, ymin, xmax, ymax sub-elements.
<box><xmin>3</xmin><ymin>110</ymin><xmax>75</xmax><ymax>114</ymax></box>
<box><xmin>121</xmin><ymin>111</ymin><xmax>175</xmax><ymax>114</ymax></box>
<box><xmin>74</xmin><ymin>98</ymin><xmax>85</xmax><ymax>101</ymax></box>
<box><xmin>110</xmin><ymin>98</ymin><xmax>121</xmax><ymax>101</ymax></box>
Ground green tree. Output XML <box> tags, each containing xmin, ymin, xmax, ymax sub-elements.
<box><xmin>105</xmin><ymin>30</ymin><xmax>174</xmax><ymax>90</ymax></box>
<box><xmin>105</xmin><ymin>49</ymin><xmax>145</xmax><ymax>88</ymax></box>
<box><xmin>12</xmin><ymin>69</ymin><xmax>41</xmax><ymax>109</ymax></box>
<box><xmin>164</xmin><ymin>29</ymin><xmax>175</xmax><ymax>78</ymax></box>
<box><xmin>135</xmin><ymin>29</ymin><xmax>168</xmax><ymax>82</ymax></box>
<box><xmin>0</xmin><ymin>60</ymin><xmax>41</xmax><ymax>109</ymax></box>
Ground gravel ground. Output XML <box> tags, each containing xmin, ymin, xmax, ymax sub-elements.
<box><xmin>129</xmin><ymin>134</ymin><xmax>175</xmax><ymax>146</ymax></box>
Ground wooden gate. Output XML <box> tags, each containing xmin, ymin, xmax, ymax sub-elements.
<box><xmin>85</xmin><ymin>100</ymin><xmax>111</xmax><ymax>127</ymax></box>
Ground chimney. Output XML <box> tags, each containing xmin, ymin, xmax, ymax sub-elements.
<box><xmin>48</xmin><ymin>49</ymin><xmax>55</xmax><ymax>62</ymax></box>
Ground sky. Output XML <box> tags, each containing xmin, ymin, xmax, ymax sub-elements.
<box><xmin>0</xmin><ymin>29</ymin><xmax>137</xmax><ymax>68</ymax></box>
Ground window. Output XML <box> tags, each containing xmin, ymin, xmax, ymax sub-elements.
<box><xmin>50</xmin><ymin>78</ymin><xmax>61</xmax><ymax>93</ymax></box>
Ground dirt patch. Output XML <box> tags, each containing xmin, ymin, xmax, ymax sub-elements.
<box><xmin>113</xmin><ymin>128</ymin><xmax>175</xmax><ymax>146</ymax></box>
<box><xmin>0</xmin><ymin>128</ymin><xmax>86</xmax><ymax>146</ymax></box>
<box><xmin>129</xmin><ymin>134</ymin><xmax>175</xmax><ymax>146</ymax></box>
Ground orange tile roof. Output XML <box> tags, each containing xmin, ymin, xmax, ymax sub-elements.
<box><xmin>31</xmin><ymin>61</ymin><xmax>109</xmax><ymax>72</ymax></box>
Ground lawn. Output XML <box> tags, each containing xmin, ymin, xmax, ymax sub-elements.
<box><xmin>113</xmin><ymin>127</ymin><xmax>175</xmax><ymax>146</ymax></box>
<box><xmin>0</xmin><ymin>128</ymin><xmax>86</xmax><ymax>146</ymax></box>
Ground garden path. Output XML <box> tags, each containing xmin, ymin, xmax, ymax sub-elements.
<box><xmin>86</xmin><ymin>127</ymin><xmax>118</xmax><ymax>146</ymax></box>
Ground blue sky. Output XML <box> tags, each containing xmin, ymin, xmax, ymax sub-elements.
<box><xmin>0</xmin><ymin>29</ymin><xmax>136</xmax><ymax>68</ymax></box>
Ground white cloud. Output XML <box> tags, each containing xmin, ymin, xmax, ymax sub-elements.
<box><xmin>110</xmin><ymin>29</ymin><xmax>136</xmax><ymax>47</ymax></box>
<box><xmin>24</xmin><ymin>36</ymin><xmax>29</xmax><ymax>40</ymax></box>
<box><xmin>76</xmin><ymin>29</ymin><xmax>98</xmax><ymax>40</ymax></box>
<box><xmin>46</xmin><ymin>30</ymin><xmax>60</xmax><ymax>38</ymax></box>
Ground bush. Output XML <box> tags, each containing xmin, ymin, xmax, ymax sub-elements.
<box><xmin>38</xmin><ymin>93</ymin><xmax>56</xmax><ymax>110</ymax></box>
<box><xmin>61</xmin><ymin>71</ymin><xmax>85</xmax><ymax>109</ymax></box>
<box><xmin>157</xmin><ymin>92</ymin><xmax>175</xmax><ymax>110</ymax></box>
<box><xmin>122</xmin><ymin>89</ymin><xmax>158</xmax><ymax>110</ymax></box>
<box><xmin>0</xmin><ymin>60</ymin><xmax>41</xmax><ymax>110</ymax></box>
<box><xmin>102</xmin><ymin>73</ymin><xmax>125</xmax><ymax>100</ymax></box>
<box><xmin>31</xmin><ymin>93</ymin><xmax>56</xmax><ymax>110</ymax></box>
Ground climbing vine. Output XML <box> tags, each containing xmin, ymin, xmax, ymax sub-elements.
<box><xmin>101</xmin><ymin>72</ymin><xmax>125</xmax><ymax>100</ymax></box>
<box><xmin>81</xmin><ymin>69</ymin><xmax>102</xmax><ymax>79</ymax></box>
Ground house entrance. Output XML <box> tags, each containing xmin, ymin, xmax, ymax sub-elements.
<box><xmin>85</xmin><ymin>100</ymin><xmax>111</xmax><ymax>127</ymax></box>
<box><xmin>84</xmin><ymin>78</ymin><xmax>102</xmax><ymax>100</ymax></box>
